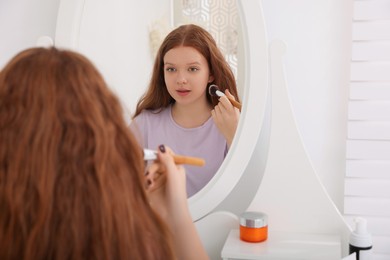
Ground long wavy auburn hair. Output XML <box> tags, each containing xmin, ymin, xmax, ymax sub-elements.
<box><xmin>0</xmin><ymin>47</ymin><xmax>175</xmax><ymax>260</ymax></box>
<box><xmin>133</xmin><ymin>23</ymin><xmax>239</xmax><ymax>118</ymax></box>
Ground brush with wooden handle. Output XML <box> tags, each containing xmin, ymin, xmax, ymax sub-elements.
<box><xmin>209</xmin><ymin>84</ymin><xmax>242</xmax><ymax>111</ymax></box>
<box><xmin>143</xmin><ymin>149</ymin><xmax>205</xmax><ymax>167</ymax></box>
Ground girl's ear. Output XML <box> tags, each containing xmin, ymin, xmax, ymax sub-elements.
<box><xmin>208</xmin><ymin>75</ymin><xmax>214</xmax><ymax>83</ymax></box>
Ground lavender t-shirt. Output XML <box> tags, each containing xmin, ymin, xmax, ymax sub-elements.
<box><xmin>130</xmin><ymin>105</ymin><xmax>227</xmax><ymax>197</ymax></box>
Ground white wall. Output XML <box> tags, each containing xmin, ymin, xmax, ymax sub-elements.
<box><xmin>0</xmin><ymin>0</ymin><xmax>351</xmax><ymax>210</ymax></box>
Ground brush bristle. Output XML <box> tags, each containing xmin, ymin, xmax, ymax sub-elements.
<box><xmin>209</xmin><ymin>84</ymin><xmax>219</xmax><ymax>96</ymax></box>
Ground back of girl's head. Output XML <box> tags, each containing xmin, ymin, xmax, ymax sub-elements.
<box><xmin>134</xmin><ymin>24</ymin><xmax>239</xmax><ymax>117</ymax></box>
<box><xmin>0</xmin><ymin>47</ymin><xmax>175</xmax><ymax>260</ymax></box>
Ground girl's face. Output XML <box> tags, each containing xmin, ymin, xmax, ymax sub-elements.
<box><xmin>163</xmin><ymin>46</ymin><xmax>214</xmax><ymax>107</ymax></box>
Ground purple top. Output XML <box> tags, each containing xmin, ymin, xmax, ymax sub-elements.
<box><xmin>131</xmin><ymin>105</ymin><xmax>227</xmax><ymax>197</ymax></box>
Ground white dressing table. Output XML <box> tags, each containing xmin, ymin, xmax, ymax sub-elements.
<box><xmin>221</xmin><ymin>229</ymin><xmax>341</xmax><ymax>260</ymax></box>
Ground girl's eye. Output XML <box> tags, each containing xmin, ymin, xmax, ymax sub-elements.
<box><xmin>189</xmin><ymin>67</ymin><xmax>199</xmax><ymax>72</ymax></box>
<box><xmin>166</xmin><ymin>67</ymin><xmax>176</xmax><ymax>72</ymax></box>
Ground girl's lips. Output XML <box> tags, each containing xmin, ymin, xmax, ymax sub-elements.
<box><xmin>176</xmin><ymin>89</ymin><xmax>191</xmax><ymax>96</ymax></box>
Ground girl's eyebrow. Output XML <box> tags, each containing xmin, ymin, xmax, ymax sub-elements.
<box><xmin>187</xmin><ymin>61</ymin><xmax>201</xmax><ymax>66</ymax></box>
<box><xmin>164</xmin><ymin>61</ymin><xmax>202</xmax><ymax>66</ymax></box>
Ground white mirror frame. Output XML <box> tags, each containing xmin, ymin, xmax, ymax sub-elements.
<box><xmin>54</xmin><ymin>0</ymin><xmax>268</xmax><ymax>221</ymax></box>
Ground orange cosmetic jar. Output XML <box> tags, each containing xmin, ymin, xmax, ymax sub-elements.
<box><xmin>239</xmin><ymin>211</ymin><xmax>268</xmax><ymax>243</ymax></box>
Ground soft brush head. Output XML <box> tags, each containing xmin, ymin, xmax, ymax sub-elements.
<box><xmin>209</xmin><ymin>84</ymin><xmax>223</xmax><ymax>97</ymax></box>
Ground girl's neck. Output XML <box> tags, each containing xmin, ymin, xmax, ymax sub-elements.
<box><xmin>171</xmin><ymin>102</ymin><xmax>212</xmax><ymax>128</ymax></box>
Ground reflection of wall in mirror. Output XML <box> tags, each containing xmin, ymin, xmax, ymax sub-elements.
<box><xmin>172</xmin><ymin>0</ymin><xmax>242</xmax><ymax>97</ymax></box>
<box><xmin>73</xmin><ymin>0</ymin><xmax>172</xmax><ymax>119</ymax></box>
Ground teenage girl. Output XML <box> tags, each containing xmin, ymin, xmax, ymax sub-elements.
<box><xmin>0</xmin><ymin>47</ymin><xmax>208</xmax><ymax>260</ymax></box>
<box><xmin>131</xmin><ymin>24</ymin><xmax>240</xmax><ymax>197</ymax></box>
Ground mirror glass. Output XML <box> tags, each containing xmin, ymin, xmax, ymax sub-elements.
<box><xmin>129</xmin><ymin>0</ymin><xmax>244</xmax><ymax>199</ymax></box>
<box><xmin>55</xmin><ymin>0</ymin><xmax>268</xmax><ymax>220</ymax></box>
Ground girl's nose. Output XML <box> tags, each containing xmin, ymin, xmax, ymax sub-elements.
<box><xmin>176</xmin><ymin>72</ymin><xmax>187</xmax><ymax>84</ymax></box>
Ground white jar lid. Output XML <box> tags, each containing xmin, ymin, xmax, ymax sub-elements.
<box><xmin>240</xmin><ymin>211</ymin><xmax>268</xmax><ymax>228</ymax></box>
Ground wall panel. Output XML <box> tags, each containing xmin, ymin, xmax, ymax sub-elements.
<box><xmin>345</xmin><ymin>1</ymin><xmax>390</xmax><ymax>259</ymax></box>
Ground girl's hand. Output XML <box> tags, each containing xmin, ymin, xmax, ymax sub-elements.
<box><xmin>144</xmin><ymin>145</ymin><xmax>209</xmax><ymax>260</ymax></box>
<box><xmin>211</xmin><ymin>89</ymin><xmax>240</xmax><ymax>148</ymax></box>
<box><xmin>144</xmin><ymin>145</ymin><xmax>187</xmax><ymax>221</ymax></box>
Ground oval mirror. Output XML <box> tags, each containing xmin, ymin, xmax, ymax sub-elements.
<box><xmin>55</xmin><ymin>0</ymin><xmax>269</xmax><ymax>221</ymax></box>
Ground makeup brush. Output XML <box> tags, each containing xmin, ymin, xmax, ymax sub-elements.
<box><xmin>143</xmin><ymin>149</ymin><xmax>205</xmax><ymax>167</ymax></box>
<box><xmin>208</xmin><ymin>84</ymin><xmax>242</xmax><ymax>111</ymax></box>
